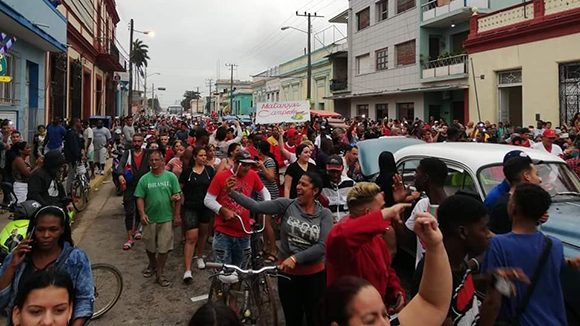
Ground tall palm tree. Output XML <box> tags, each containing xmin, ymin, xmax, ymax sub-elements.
<box><xmin>131</xmin><ymin>39</ymin><xmax>150</xmax><ymax>92</ymax></box>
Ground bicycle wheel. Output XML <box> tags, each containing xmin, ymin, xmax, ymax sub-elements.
<box><xmin>250</xmin><ymin>275</ymin><xmax>278</xmax><ymax>326</ymax></box>
<box><xmin>91</xmin><ymin>263</ymin><xmax>123</xmax><ymax>319</ymax></box>
<box><xmin>71</xmin><ymin>179</ymin><xmax>88</xmax><ymax>212</ymax></box>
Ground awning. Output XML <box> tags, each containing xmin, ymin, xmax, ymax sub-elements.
<box><xmin>0</xmin><ymin>1</ymin><xmax>66</xmax><ymax>52</ymax></box>
<box><xmin>324</xmin><ymin>84</ymin><xmax>468</xmax><ymax>100</ymax></box>
<box><xmin>329</xmin><ymin>9</ymin><xmax>348</xmax><ymax>24</ymax></box>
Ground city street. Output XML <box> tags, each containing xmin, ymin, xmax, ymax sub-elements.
<box><xmin>74</xmin><ymin>180</ymin><xmax>210</xmax><ymax>325</ymax></box>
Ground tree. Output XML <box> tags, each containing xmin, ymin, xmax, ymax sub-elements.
<box><xmin>181</xmin><ymin>90</ymin><xmax>201</xmax><ymax>111</ymax></box>
<box><xmin>131</xmin><ymin>39</ymin><xmax>150</xmax><ymax>70</ymax></box>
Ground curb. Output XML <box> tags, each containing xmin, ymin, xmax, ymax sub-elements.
<box><xmin>89</xmin><ymin>159</ymin><xmax>113</xmax><ymax>191</ymax></box>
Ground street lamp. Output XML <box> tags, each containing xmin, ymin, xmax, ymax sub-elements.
<box><xmin>128</xmin><ymin>19</ymin><xmax>153</xmax><ymax>116</ymax></box>
<box><xmin>281</xmin><ymin>21</ymin><xmax>315</xmax><ymax>100</ymax></box>
<box><xmin>151</xmin><ymin>85</ymin><xmax>166</xmax><ymax>114</ymax></box>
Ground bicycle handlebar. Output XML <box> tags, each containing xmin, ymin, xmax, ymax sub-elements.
<box><xmin>234</xmin><ymin>214</ymin><xmax>266</xmax><ymax>235</ymax></box>
<box><xmin>206</xmin><ymin>262</ymin><xmax>278</xmax><ymax>275</ymax></box>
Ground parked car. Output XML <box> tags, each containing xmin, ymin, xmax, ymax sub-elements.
<box><xmin>393</xmin><ymin>142</ymin><xmax>580</xmax><ymax>255</ymax></box>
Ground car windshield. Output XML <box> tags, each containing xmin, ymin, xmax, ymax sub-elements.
<box><xmin>478</xmin><ymin>162</ymin><xmax>580</xmax><ymax>200</ymax></box>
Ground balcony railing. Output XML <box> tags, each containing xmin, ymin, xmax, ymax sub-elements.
<box><xmin>330</xmin><ymin>79</ymin><xmax>348</xmax><ymax>92</ymax></box>
<box><xmin>96</xmin><ymin>38</ymin><xmax>127</xmax><ymax>71</ymax></box>
<box><xmin>468</xmin><ymin>0</ymin><xmax>580</xmax><ymax>37</ymax></box>
<box><xmin>421</xmin><ymin>0</ymin><xmax>489</xmax><ymax>21</ymax></box>
<box><xmin>422</xmin><ymin>54</ymin><xmax>468</xmax><ymax>79</ymax></box>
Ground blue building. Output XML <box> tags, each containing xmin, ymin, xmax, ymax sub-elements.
<box><xmin>0</xmin><ymin>0</ymin><xmax>67</xmax><ymax>141</ymax></box>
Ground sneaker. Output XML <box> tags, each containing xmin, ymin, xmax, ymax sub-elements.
<box><xmin>195</xmin><ymin>257</ymin><xmax>206</xmax><ymax>270</ymax></box>
<box><xmin>183</xmin><ymin>270</ymin><xmax>193</xmax><ymax>284</ymax></box>
<box><xmin>218</xmin><ymin>271</ymin><xmax>239</xmax><ymax>284</ymax></box>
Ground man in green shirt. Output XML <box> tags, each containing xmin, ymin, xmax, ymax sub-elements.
<box><xmin>135</xmin><ymin>150</ymin><xmax>181</xmax><ymax>287</ymax></box>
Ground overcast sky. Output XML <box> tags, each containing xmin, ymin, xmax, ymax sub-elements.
<box><xmin>115</xmin><ymin>0</ymin><xmax>348</xmax><ymax>107</ymax></box>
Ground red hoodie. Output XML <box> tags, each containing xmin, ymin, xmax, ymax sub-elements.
<box><xmin>326</xmin><ymin>210</ymin><xmax>404</xmax><ymax>304</ymax></box>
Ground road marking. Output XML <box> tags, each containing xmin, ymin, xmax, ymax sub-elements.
<box><xmin>190</xmin><ymin>294</ymin><xmax>209</xmax><ymax>303</ymax></box>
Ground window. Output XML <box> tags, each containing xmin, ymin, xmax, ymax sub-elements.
<box><xmin>376</xmin><ymin>47</ymin><xmax>389</xmax><ymax>71</ymax></box>
<box><xmin>396</xmin><ymin>40</ymin><xmax>416</xmax><ymax>66</ymax></box>
<box><xmin>397</xmin><ymin>102</ymin><xmax>414</xmax><ymax>120</ymax></box>
<box><xmin>376</xmin><ymin>0</ymin><xmax>389</xmax><ymax>21</ymax></box>
<box><xmin>356</xmin><ymin>54</ymin><xmax>371</xmax><ymax>75</ymax></box>
<box><xmin>559</xmin><ymin>62</ymin><xmax>580</xmax><ymax>125</ymax></box>
<box><xmin>397</xmin><ymin>0</ymin><xmax>415</xmax><ymax>13</ymax></box>
<box><xmin>356</xmin><ymin>7</ymin><xmax>370</xmax><ymax>31</ymax></box>
<box><xmin>376</xmin><ymin>103</ymin><xmax>388</xmax><ymax>119</ymax></box>
<box><xmin>0</xmin><ymin>53</ymin><xmax>16</xmax><ymax>104</ymax></box>
<box><xmin>357</xmin><ymin>104</ymin><xmax>369</xmax><ymax>117</ymax></box>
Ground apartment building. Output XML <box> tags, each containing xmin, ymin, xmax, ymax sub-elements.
<box><xmin>331</xmin><ymin>0</ymin><xmax>517</xmax><ymax>123</ymax></box>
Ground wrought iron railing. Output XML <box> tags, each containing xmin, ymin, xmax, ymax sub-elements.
<box><xmin>422</xmin><ymin>53</ymin><xmax>468</xmax><ymax>69</ymax></box>
<box><xmin>330</xmin><ymin>79</ymin><xmax>348</xmax><ymax>91</ymax></box>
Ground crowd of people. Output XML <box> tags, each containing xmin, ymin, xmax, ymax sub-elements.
<box><xmin>0</xmin><ymin>110</ymin><xmax>578</xmax><ymax>325</ymax></box>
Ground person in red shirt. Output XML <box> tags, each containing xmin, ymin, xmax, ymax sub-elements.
<box><xmin>203</xmin><ymin>150</ymin><xmax>271</xmax><ymax>272</ymax></box>
<box><xmin>284</xmin><ymin>128</ymin><xmax>299</xmax><ymax>154</ymax></box>
<box><xmin>326</xmin><ymin>182</ymin><xmax>409</xmax><ymax>314</ymax></box>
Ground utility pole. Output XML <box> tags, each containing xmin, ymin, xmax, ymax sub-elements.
<box><xmin>225</xmin><ymin>63</ymin><xmax>237</xmax><ymax>115</ymax></box>
<box><xmin>151</xmin><ymin>82</ymin><xmax>155</xmax><ymax>114</ymax></box>
<box><xmin>296</xmin><ymin>11</ymin><xmax>323</xmax><ymax>102</ymax></box>
<box><xmin>128</xmin><ymin>19</ymin><xmax>134</xmax><ymax>116</ymax></box>
<box><xmin>196</xmin><ymin>86</ymin><xmax>200</xmax><ymax>114</ymax></box>
<box><xmin>206</xmin><ymin>78</ymin><xmax>213</xmax><ymax>114</ymax></box>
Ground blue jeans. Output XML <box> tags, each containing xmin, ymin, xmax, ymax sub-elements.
<box><xmin>212</xmin><ymin>232</ymin><xmax>251</xmax><ymax>268</ymax></box>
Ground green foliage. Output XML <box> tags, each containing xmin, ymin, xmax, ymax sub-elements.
<box><xmin>180</xmin><ymin>90</ymin><xmax>201</xmax><ymax>110</ymax></box>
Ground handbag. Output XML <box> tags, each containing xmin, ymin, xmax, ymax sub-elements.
<box><xmin>123</xmin><ymin>150</ymin><xmax>134</xmax><ymax>184</ymax></box>
<box><xmin>495</xmin><ymin>236</ymin><xmax>553</xmax><ymax>326</ymax></box>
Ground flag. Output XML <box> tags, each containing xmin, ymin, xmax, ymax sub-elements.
<box><xmin>0</xmin><ymin>33</ymin><xmax>16</xmax><ymax>54</ymax></box>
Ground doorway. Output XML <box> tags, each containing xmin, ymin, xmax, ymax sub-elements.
<box><xmin>96</xmin><ymin>77</ymin><xmax>102</xmax><ymax>115</ymax></box>
<box><xmin>26</xmin><ymin>61</ymin><xmax>39</xmax><ymax>142</ymax></box>
<box><xmin>83</xmin><ymin>71</ymin><xmax>91</xmax><ymax>119</ymax></box>
<box><xmin>429</xmin><ymin>37</ymin><xmax>440</xmax><ymax>61</ymax></box>
<box><xmin>499</xmin><ymin>87</ymin><xmax>522</xmax><ymax>127</ymax></box>
<box><xmin>452</xmin><ymin>101</ymin><xmax>465</xmax><ymax>124</ymax></box>
<box><xmin>428</xmin><ymin>105</ymin><xmax>441</xmax><ymax>121</ymax></box>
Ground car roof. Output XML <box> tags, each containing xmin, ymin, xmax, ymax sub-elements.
<box><xmin>394</xmin><ymin>142</ymin><xmax>565</xmax><ymax>170</ymax></box>
<box><xmin>358</xmin><ymin>137</ymin><xmax>425</xmax><ymax>177</ymax></box>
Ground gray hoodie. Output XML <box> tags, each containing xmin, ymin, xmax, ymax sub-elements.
<box><xmin>230</xmin><ymin>192</ymin><xmax>333</xmax><ymax>265</ymax></box>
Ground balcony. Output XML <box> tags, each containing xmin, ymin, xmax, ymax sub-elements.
<box><xmin>421</xmin><ymin>0</ymin><xmax>490</xmax><ymax>27</ymax></box>
<box><xmin>330</xmin><ymin>79</ymin><xmax>348</xmax><ymax>92</ymax></box>
<box><xmin>422</xmin><ymin>54</ymin><xmax>468</xmax><ymax>80</ymax></box>
<box><xmin>0</xmin><ymin>0</ymin><xmax>66</xmax><ymax>52</ymax></box>
<box><xmin>465</xmin><ymin>0</ymin><xmax>580</xmax><ymax>53</ymax></box>
<box><xmin>96</xmin><ymin>38</ymin><xmax>126</xmax><ymax>72</ymax></box>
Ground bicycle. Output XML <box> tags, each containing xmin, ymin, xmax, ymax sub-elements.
<box><xmin>206</xmin><ymin>215</ymin><xmax>281</xmax><ymax>325</ymax></box>
<box><xmin>70</xmin><ymin>161</ymin><xmax>90</xmax><ymax>212</ymax></box>
<box><xmin>206</xmin><ymin>262</ymin><xmax>283</xmax><ymax>326</ymax></box>
<box><xmin>91</xmin><ymin>263</ymin><xmax>123</xmax><ymax>320</ymax></box>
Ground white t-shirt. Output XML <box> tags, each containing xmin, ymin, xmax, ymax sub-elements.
<box><xmin>531</xmin><ymin>142</ymin><xmax>562</xmax><ymax>156</ymax></box>
<box><xmin>83</xmin><ymin>127</ymin><xmax>94</xmax><ymax>153</ymax></box>
<box><xmin>405</xmin><ymin>197</ymin><xmax>439</xmax><ymax>268</ymax></box>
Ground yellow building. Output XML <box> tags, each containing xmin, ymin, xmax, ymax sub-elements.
<box><xmin>465</xmin><ymin>0</ymin><xmax>580</xmax><ymax>127</ymax></box>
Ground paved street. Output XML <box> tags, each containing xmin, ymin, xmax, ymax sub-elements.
<box><xmin>75</xmin><ymin>180</ymin><xmax>211</xmax><ymax>325</ymax></box>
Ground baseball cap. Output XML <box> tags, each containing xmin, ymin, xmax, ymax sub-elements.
<box><xmin>543</xmin><ymin>129</ymin><xmax>557</xmax><ymax>139</ymax></box>
<box><xmin>503</xmin><ymin>150</ymin><xmax>530</xmax><ymax>165</ymax></box>
<box><xmin>235</xmin><ymin>150</ymin><xmax>257</xmax><ymax>164</ymax></box>
<box><xmin>286</xmin><ymin>128</ymin><xmax>299</xmax><ymax>138</ymax></box>
<box><xmin>326</xmin><ymin>155</ymin><xmax>344</xmax><ymax>171</ymax></box>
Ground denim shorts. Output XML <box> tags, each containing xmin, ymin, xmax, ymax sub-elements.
<box><xmin>212</xmin><ymin>232</ymin><xmax>251</xmax><ymax>269</ymax></box>
<box><xmin>182</xmin><ymin>207</ymin><xmax>212</xmax><ymax>230</ymax></box>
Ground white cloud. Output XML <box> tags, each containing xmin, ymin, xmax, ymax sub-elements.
<box><xmin>115</xmin><ymin>0</ymin><xmax>347</xmax><ymax>106</ymax></box>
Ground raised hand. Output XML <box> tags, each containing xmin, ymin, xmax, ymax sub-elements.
<box><xmin>413</xmin><ymin>213</ymin><xmax>443</xmax><ymax>250</ymax></box>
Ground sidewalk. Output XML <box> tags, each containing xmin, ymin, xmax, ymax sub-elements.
<box><xmin>0</xmin><ymin>159</ymin><xmax>113</xmax><ymax>232</ymax></box>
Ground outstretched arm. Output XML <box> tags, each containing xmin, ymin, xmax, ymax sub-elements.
<box><xmin>398</xmin><ymin>213</ymin><xmax>452</xmax><ymax>326</ymax></box>
<box><xmin>229</xmin><ymin>191</ymin><xmax>291</xmax><ymax>215</ymax></box>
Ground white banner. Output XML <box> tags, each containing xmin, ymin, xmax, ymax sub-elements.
<box><xmin>255</xmin><ymin>101</ymin><xmax>311</xmax><ymax>125</ymax></box>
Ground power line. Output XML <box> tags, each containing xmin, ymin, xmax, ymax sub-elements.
<box><xmin>236</xmin><ymin>0</ymin><xmax>335</xmax><ymax>63</ymax></box>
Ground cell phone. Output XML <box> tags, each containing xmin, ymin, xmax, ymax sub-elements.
<box><xmin>27</xmin><ymin>226</ymin><xmax>36</xmax><ymax>239</ymax></box>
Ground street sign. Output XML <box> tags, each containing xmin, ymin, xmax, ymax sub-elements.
<box><xmin>0</xmin><ymin>54</ymin><xmax>7</xmax><ymax>76</ymax></box>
